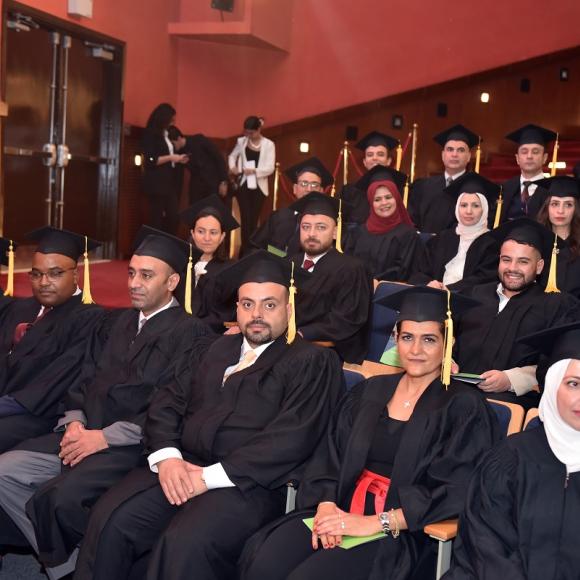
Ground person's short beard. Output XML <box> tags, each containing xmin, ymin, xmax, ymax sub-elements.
<box><xmin>242</xmin><ymin>319</ymin><xmax>274</xmax><ymax>347</ymax></box>
<box><xmin>500</xmin><ymin>270</ymin><xmax>535</xmax><ymax>293</ymax></box>
<box><xmin>302</xmin><ymin>237</ymin><xmax>332</xmax><ymax>257</ymax></box>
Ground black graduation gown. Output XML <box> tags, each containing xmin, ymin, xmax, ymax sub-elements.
<box><xmin>499</xmin><ymin>176</ymin><xmax>548</xmax><ymax>223</ymax></box>
<box><xmin>455</xmin><ymin>282</ymin><xmax>580</xmax><ymax>387</ymax></box>
<box><xmin>291</xmin><ymin>248</ymin><xmax>372</xmax><ymax>364</ymax></box>
<box><xmin>73</xmin><ymin>334</ymin><xmax>344</xmax><ymax>580</ymax></box>
<box><xmin>445</xmin><ymin>425</ymin><xmax>580</xmax><ymax>580</ymax></box>
<box><xmin>409</xmin><ymin>229</ymin><xmax>499</xmax><ymax>293</ymax></box>
<box><xmin>553</xmin><ymin>244</ymin><xmax>580</xmax><ymax>299</ymax></box>
<box><xmin>183</xmin><ymin>134</ymin><xmax>228</xmax><ymax>204</ymax></box>
<box><xmin>0</xmin><ymin>292</ymin><xmax>12</xmax><ymax>321</ymax></box>
<box><xmin>19</xmin><ymin>307</ymin><xmax>212</xmax><ymax>566</ymax></box>
<box><xmin>174</xmin><ymin>258</ymin><xmax>236</xmax><ymax>332</ymax></box>
<box><xmin>0</xmin><ymin>295</ymin><xmax>104</xmax><ymax>451</ymax></box>
<box><xmin>342</xmin><ymin>223</ymin><xmax>423</xmax><ymax>282</ymax></box>
<box><xmin>339</xmin><ymin>183</ymin><xmax>369</xmax><ymax>224</ymax></box>
<box><xmin>407</xmin><ymin>175</ymin><xmax>457</xmax><ymax>234</ymax></box>
<box><xmin>240</xmin><ymin>374</ymin><xmax>501</xmax><ymax>580</ymax></box>
<box><xmin>250</xmin><ymin>207</ymin><xmax>301</xmax><ymax>254</ymax></box>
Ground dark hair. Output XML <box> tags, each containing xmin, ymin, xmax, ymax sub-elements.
<box><xmin>395</xmin><ymin>320</ymin><xmax>445</xmax><ymax>337</ymax></box>
<box><xmin>536</xmin><ymin>195</ymin><xmax>580</xmax><ymax>258</ymax></box>
<box><xmin>243</xmin><ymin>116</ymin><xmax>264</xmax><ymax>131</ymax></box>
<box><xmin>191</xmin><ymin>208</ymin><xmax>226</xmax><ymax>261</ymax></box>
<box><xmin>146</xmin><ymin>103</ymin><xmax>176</xmax><ymax>135</ymax></box>
<box><xmin>167</xmin><ymin>125</ymin><xmax>183</xmax><ymax>141</ymax></box>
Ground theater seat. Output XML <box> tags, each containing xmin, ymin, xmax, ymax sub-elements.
<box><xmin>367</xmin><ymin>281</ymin><xmax>409</xmax><ymax>362</ymax></box>
<box><xmin>523</xmin><ymin>407</ymin><xmax>540</xmax><ymax>430</ymax></box>
<box><xmin>486</xmin><ymin>399</ymin><xmax>525</xmax><ymax>436</ymax></box>
<box><xmin>343</xmin><ymin>368</ymin><xmax>365</xmax><ymax>392</ymax></box>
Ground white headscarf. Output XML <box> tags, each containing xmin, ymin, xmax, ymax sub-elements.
<box><xmin>539</xmin><ymin>358</ymin><xmax>580</xmax><ymax>474</ymax></box>
<box><xmin>443</xmin><ymin>192</ymin><xmax>489</xmax><ymax>285</ymax></box>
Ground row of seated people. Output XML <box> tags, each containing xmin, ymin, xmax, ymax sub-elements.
<box><xmin>0</xmin><ymin>217</ymin><xmax>578</xmax><ymax>578</ymax></box>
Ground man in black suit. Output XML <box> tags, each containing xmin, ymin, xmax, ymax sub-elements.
<box><xmin>0</xmin><ymin>227</ymin><xmax>211</xmax><ymax>578</ymax></box>
<box><xmin>499</xmin><ymin>124</ymin><xmax>556</xmax><ymax>223</ymax></box>
<box><xmin>408</xmin><ymin>124</ymin><xmax>480</xmax><ymax>234</ymax></box>
<box><xmin>0</xmin><ymin>228</ymin><xmax>104</xmax><ymax>453</ymax></box>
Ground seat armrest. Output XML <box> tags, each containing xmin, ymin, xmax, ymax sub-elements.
<box><xmin>424</xmin><ymin>519</ymin><xmax>458</xmax><ymax>541</ymax></box>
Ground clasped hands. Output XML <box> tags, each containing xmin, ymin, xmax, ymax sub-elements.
<box><xmin>157</xmin><ymin>457</ymin><xmax>208</xmax><ymax>506</ymax></box>
<box><xmin>59</xmin><ymin>420</ymin><xmax>108</xmax><ymax>467</ymax></box>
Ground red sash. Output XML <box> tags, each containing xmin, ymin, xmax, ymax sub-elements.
<box><xmin>349</xmin><ymin>468</ymin><xmax>391</xmax><ymax>515</ymax></box>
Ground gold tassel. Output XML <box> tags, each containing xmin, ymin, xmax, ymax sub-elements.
<box><xmin>550</xmin><ymin>133</ymin><xmax>559</xmax><ymax>177</ymax></box>
<box><xmin>395</xmin><ymin>143</ymin><xmax>403</xmax><ymax>171</ymax></box>
<box><xmin>184</xmin><ymin>243</ymin><xmax>193</xmax><ymax>314</ymax></box>
<box><xmin>544</xmin><ymin>233</ymin><xmax>560</xmax><ymax>293</ymax></box>
<box><xmin>335</xmin><ymin>198</ymin><xmax>343</xmax><ymax>253</ymax></box>
<box><xmin>81</xmin><ymin>236</ymin><xmax>95</xmax><ymax>304</ymax></box>
<box><xmin>474</xmin><ymin>137</ymin><xmax>482</xmax><ymax>173</ymax></box>
<box><xmin>493</xmin><ymin>186</ymin><xmax>503</xmax><ymax>229</ymax></box>
<box><xmin>5</xmin><ymin>240</ymin><xmax>15</xmax><ymax>297</ymax></box>
<box><xmin>441</xmin><ymin>290</ymin><xmax>453</xmax><ymax>389</ymax></box>
<box><xmin>403</xmin><ymin>178</ymin><xmax>410</xmax><ymax>208</ymax></box>
<box><xmin>287</xmin><ymin>262</ymin><xmax>297</xmax><ymax>344</ymax></box>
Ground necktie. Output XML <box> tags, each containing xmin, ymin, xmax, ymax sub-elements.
<box><xmin>137</xmin><ymin>317</ymin><xmax>148</xmax><ymax>335</ymax></box>
<box><xmin>12</xmin><ymin>307</ymin><xmax>51</xmax><ymax>347</ymax></box>
<box><xmin>446</xmin><ymin>176</ymin><xmax>453</xmax><ymax>187</ymax></box>
<box><xmin>521</xmin><ymin>181</ymin><xmax>532</xmax><ymax>213</ymax></box>
<box><xmin>222</xmin><ymin>349</ymin><xmax>258</xmax><ymax>384</ymax></box>
<box><xmin>303</xmin><ymin>259</ymin><xmax>315</xmax><ymax>271</ymax></box>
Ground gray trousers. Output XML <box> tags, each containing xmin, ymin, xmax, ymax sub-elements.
<box><xmin>0</xmin><ymin>450</ymin><xmax>78</xmax><ymax>579</ymax></box>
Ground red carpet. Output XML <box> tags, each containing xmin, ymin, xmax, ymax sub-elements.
<box><xmin>8</xmin><ymin>260</ymin><xmax>132</xmax><ymax>309</ymax></box>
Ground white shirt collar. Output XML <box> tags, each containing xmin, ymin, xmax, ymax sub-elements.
<box><xmin>138</xmin><ymin>297</ymin><xmax>177</xmax><ymax>326</ymax></box>
<box><xmin>444</xmin><ymin>169</ymin><xmax>466</xmax><ymax>182</ymax></box>
<box><xmin>302</xmin><ymin>251</ymin><xmax>329</xmax><ymax>269</ymax></box>
<box><xmin>520</xmin><ymin>172</ymin><xmax>545</xmax><ymax>184</ymax></box>
<box><xmin>240</xmin><ymin>336</ymin><xmax>273</xmax><ymax>360</ymax></box>
<box><xmin>496</xmin><ymin>283</ymin><xmax>512</xmax><ymax>313</ymax></box>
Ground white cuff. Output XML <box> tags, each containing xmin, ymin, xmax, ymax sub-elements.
<box><xmin>148</xmin><ymin>447</ymin><xmax>183</xmax><ymax>473</ymax></box>
<box><xmin>202</xmin><ymin>463</ymin><xmax>236</xmax><ymax>490</ymax></box>
<box><xmin>504</xmin><ymin>366</ymin><xmax>538</xmax><ymax>396</ymax></box>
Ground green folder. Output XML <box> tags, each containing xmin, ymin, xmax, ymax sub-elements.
<box><xmin>267</xmin><ymin>244</ymin><xmax>287</xmax><ymax>258</ymax></box>
<box><xmin>451</xmin><ymin>372</ymin><xmax>483</xmax><ymax>385</ymax></box>
<box><xmin>379</xmin><ymin>345</ymin><xmax>402</xmax><ymax>367</ymax></box>
<box><xmin>302</xmin><ymin>517</ymin><xmax>385</xmax><ymax>550</ymax></box>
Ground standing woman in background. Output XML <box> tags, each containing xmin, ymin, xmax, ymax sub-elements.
<box><xmin>228</xmin><ymin>116</ymin><xmax>275</xmax><ymax>255</ymax></box>
<box><xmin>142</xmin><ymin>103</ymin><xmax>189</xmax><ymax>235</ymax></box>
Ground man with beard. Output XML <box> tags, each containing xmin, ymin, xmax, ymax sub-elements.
<box><xmin>454</xmin><ymin>218</ymin><xmax>580</xmax><ymax>409</ymax></box>
<box><xmin>72</xmin><ymin>251</ymin><xmax>343</xmax><ymax>580</ymax></box>
<box><xmin>408</xmin><ymin>124</ymin><xmax>480</xmax><ymax>234</ymax></box>
<box><xmin>339</xmin><ymin>131</ymin><xmax>399</xmax><ymax>224</ymax></box>
<box><xmin>250</xmin><ymin>157</ymin><xmax>333</xmax><ymax>254</ymax></box>
<box><xmin>290</xmin><ymin>193</ymin><xmax>372</xmax><ymax>364</ymax></box>
<box><xmin>498</xmin><ymin>124</ymin><xmax>555</xmax><ymax>223</ymax></box>
<box><xmin>0</xmin><ymin>227</ymin><xmax>211</xmax><ymax>578</ymax></box>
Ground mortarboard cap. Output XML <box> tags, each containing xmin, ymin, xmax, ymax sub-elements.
<box><xmin>444</xmin><ymin>171</ymin><xmax>501</xmax><ymax>207</ymax></box>
<box><xmin>355</xmin><ymin>131</ymin><xmax>400</xmax><ymax>152</ymax></box>
<box><xmin>518</xmin><ymin>321</ymin><xmax>580</xmax><ymax>369</ymax></box>
<box><xmin>180</xmin><ymin>194</ymin><xmax>240</xmax><ymax>232</ymax></box>
<box><xmin>374</xmin><ymin>285</ymin><xmax>479</xmax><ymax>324</ymax></box>
<box><xmin>284</xmin><ymin>157</ymin><xmax>333</xmax><ymax>188</ymax></box>
<box><xmin>490</xmin><ymin>217</ymin><xmax>559</xmax><ymax>261</ymax></box>
<box><xmin>133</xmin><ymin>226</ymin><xmax>191</xmax><ymax>273</ymax></box>
<box><xmin>505</xmin><ymin>124</ymin><xmax>557</xmax><ymax>147</ymax></box>
<box><xmin>26</xmin><ymin>227</ymin><xmax>101</xmax><ymax>261</ymax></box>
<box><xmin>433</xmin><ymin>124</ymin><xmax>479</xmax><ymax>149</ymax></box>
<box><xmin>535</xmin><ymin>176</ymin><xmax>580</xmax><ymax>200</ymax></box>
<box><xmin>355</xmin><ymin>164</ymin><xmax>407</xmax><ymax>194</ymax></box>
<box><xmin>289</xmin><ymin>192</ymin><xmax>340</xmax><ymax>221</ymax></box>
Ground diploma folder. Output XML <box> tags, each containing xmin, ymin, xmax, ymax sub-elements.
<box><xmin>302</xmin><ymin>517</ymin><xmax>385</xmax><ymax>550</ymax></box>
<box><xmin>451</xmin><ymin>372</ymin><xmax>484</xmax><ymax>385</ymax></box>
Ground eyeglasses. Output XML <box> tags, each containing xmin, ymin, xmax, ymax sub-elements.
<box><xmin>28</xmin><ymin>267</ymin><xmax>76</xmax><ymax>282</ymax></box>
<box><xmin>297</xmin><ymin>181</ymin><xmax>322</xmax><ymax>190</ymax></box>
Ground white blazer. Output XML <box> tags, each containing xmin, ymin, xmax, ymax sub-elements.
<box><xmin>228</xmin><ymin>136</ymin><xmax>276</xmax><ymax>196</ymax></box>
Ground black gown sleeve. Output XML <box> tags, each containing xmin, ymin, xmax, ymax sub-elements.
<box><xmin>443</xmin><ymin>441</ymin><xmax>525</xmax><ymax>580</ymax></box>
<box><xmin>408</xmin><ymin>233</ymin><xmax>440</xmax><ymax>285</ymax></box>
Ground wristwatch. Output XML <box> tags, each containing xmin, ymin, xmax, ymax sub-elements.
<box><xmin>378</xmin><ymin>511</ymin><xmax>390</xmax><ymax>535</ymax></box>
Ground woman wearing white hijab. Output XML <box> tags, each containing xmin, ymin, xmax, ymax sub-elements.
<box><xmin>444</xmin><ymin>320</ymin><xmax>580</xmax><ymax>580</ymax></box>
<box><xmin>409</xmin><ymin>172</ymin><xmax>500</xmax><ymax>293</ymax></box>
